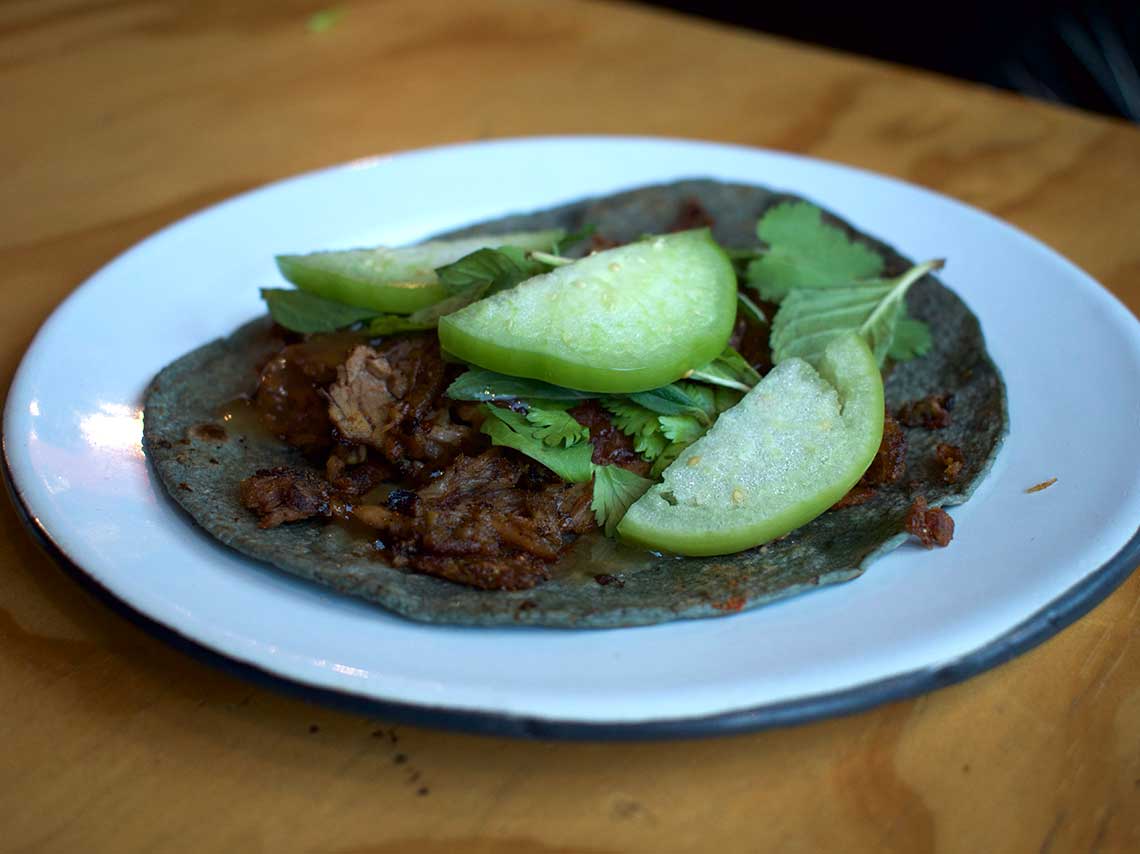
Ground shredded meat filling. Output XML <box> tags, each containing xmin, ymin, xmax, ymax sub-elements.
<box><xmin>254</xmin><ymin>333</ymin><xmax>365</xmax><ymax>452</ymax></box>
<box><xmin>352</xmin><ymin>450</ymin><xmax>595</xmax><ymax>590</ymax></box>
<box><xmin>326</xmin><ymin>346</ymin><xmax>401</xmax><ymax>446</ymax></box>
<box><xmin>244</xmin><ymin>333</ymin><xmax>601</xmax><ymax>588</ymax></box>
<box><xmin>325</xmin><ymin>336</ymin><xmax>472</xmax><ymax>482</ymax></box>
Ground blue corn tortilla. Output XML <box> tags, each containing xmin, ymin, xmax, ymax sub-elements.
<box><xmin>143</xmin><ymin>180</ymin><xmax>1008</xmax><ymax>627</ymax></box>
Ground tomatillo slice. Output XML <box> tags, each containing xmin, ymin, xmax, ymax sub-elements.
<box><xmin>437</xmin><ymin>229</ymin><xmax>737</xmax><ymax>393</ymax></box>
<box><xmin>276</xmin><ymin>229</ymin><xmax>564</xmax><ymax>315</ymax></box>
<box><xmin>618</xmin><ymin>333</ymin><xmax>884</xmax><ymax>556</ymax></box>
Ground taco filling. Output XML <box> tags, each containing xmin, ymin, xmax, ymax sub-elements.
<box><xmin>143</xmin><ymin>180</ymin><xmax>1006</xmax><ymax>627</ymax></box>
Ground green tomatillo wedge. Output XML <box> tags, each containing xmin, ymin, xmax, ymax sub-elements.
<box><xmin>617</xmin><ymin>333</ymin><xmax>884</xmax><ymax>555</ymax></box>
<box><xmin>276</xmin><ymin>229</ymin><xmax>565</xmax><ymax>315</ymax></box>
<box><xmin>437</xmin><ymin>229</ymin><xmax>737</xmax><ymax>393</ymax></box>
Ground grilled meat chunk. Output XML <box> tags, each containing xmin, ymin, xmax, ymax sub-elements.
<box><xmin>326</xmin><ymin>336</ymin><xmax>471</xmax><ymax>481</ymax></box>
<box><xmin>254</xmin><ymin>333</ymin><xmax>364</xmax><ymax>452</ymax></box>
<box><xmin>240</xmin><ymin>467</ymin><xmax>332</xmax><ymax>529</ymax></box>
<box><xmin>934</xmin><ymin>442</ymin><xmax>965</xmax><ymax>484</ymax></box>
<box><xmin>904</xmin><ymin>496</ymin><xmax>955</xmax><ymax>548</ymax></box>
<box><xmin>862</xmin><ymin>411</ymin><xmax>908</xmax><ymax>486</ymax></box>
<box><xmin>898</xmin><ymin>393</ymin><xmax>954</xmax><ymax>430</ymax></box>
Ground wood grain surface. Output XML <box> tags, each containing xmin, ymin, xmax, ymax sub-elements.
<box><xmin>3</xmin><ymin>1</ymin><xmax>1139</xmax><ymax>851</ymax></box>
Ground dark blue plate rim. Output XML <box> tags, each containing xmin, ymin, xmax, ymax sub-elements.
<box><xmin>5</xmin><ymin>450</ymin><xmax>1138</xmax><ymax>741</ymax></box>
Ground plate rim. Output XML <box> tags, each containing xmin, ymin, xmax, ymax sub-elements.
<box><xmin>5</xmin><ymin>134</ymin><xmax>1140</xmax><ymax>738</ymax></box>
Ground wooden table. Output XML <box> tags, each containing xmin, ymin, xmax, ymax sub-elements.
<box><xmin>4</xmin><ymin>1</ymin><xmax>1139</xmax><ymax>850</ymax></box>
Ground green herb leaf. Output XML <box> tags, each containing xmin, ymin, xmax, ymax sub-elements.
<box><xmin>887</xmin><ymin>314</ymin><xmax>934</xmax><ymax>361</ymax></box>
<box><xmin>628</xmin><ymin>385</ymin><xmax>712</xmax><ymax>424</ymax></box>
<box><xmin>658</xmin><ymin>414</ymin><xmax>706</xmax><ymax>444</ymax></box>
<box><xmin>553</xmin><ymin>224</ymin><xmax>596</xmax><ymax>255</ymax></box>
<box><xmin>525</xmin><ymin>406</ymin><xmax>591</xmax><ymax>447</ymax></box>
<box><xmin>368</xmin><ymin>288</ymin><xmax>486</xmax><ymax>335</ymax></box>
<box><xmin>591</xmin><ymin>465</ymin><xmax>654</xmax><ymax>537</ymax></box>
<box><xmin>746</xmin><ymin>202</ymin><xmax>885</xmax><ymax>302</ymax></box>
<box><xmin>526</xmin><ymin>398</ymin><xmax>575</xmax><ymax>411</ymax></box>
<box><xmin>603</xmin><ymin>383</ymin><xmax>738</xmax><ymax>467</ymax></box>
<box><xmin>650</xmin><ymin>442</ymin><xmax>686</xmax><ymax>478</ymax></box>
<box><xmin>434</xmin><ymin>246</ymin><xmax>548</xmax><ymax>297</ymax></box>
<box><xmin>677</xmin><ymin>382</ymin><xmax>719</xmax><ymax>419</ymax></box>
<box><xmin>770</xmin><ymin>260</ymin><xmax>942</xmax><ymax>367</ymax></box>
<box><xmin>601</xmin><ymin>398</ymin><xmax>669</xmax><ymax>461</ymax></box>
<box><xmin>446</xmin><ymin>369</ymin><xmax>597</xmax><ymax>402</ymax></box>
<box><xmin>713</xmin><ymin>385</ymin><xmax>744</xmax><ymax>414</ymax></box>
<box><xmin>479</xmin><ymin>405</ymin><xmax>595</xmax><ymax>483</ymax></box>
<box><xmin>261</xmin><ymin>288</ymin><xmax>378</xmax><ymax>333</ymax></box>
<box><xmin>688</xmin><ymin>346</ymin><xmax>761</xmax><ymax>392</ymax></box>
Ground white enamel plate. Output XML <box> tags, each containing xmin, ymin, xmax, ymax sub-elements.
<box><xmin>6</xmin><ymin>138</ymin><xmax>1140</xmax><ymax>738</ymax></box>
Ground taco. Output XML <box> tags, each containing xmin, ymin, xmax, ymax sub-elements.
<box><xmin>142</xmin><ymin>180</ymin><xmax>1007</xmax><ymax>627</ymax></box>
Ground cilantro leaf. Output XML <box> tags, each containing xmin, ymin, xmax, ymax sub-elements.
<box><xmin>746</xmin><ymin>202</ymin><xmax>885</xmax><ymax>302</ymax></box>
<box><xmin>261</xmin><ymin>288</ymin><xmax>378</xmax><ymax>333</ymax></box>
<box><xmin>368</xmin><ymin>288</ymin><xmax>486</xmax><ymax>335</ymax></box>
<box><xmin>650</xmin><ymin>441</ymin><xmax>686</xmax><ymax>478</ymax></box>
<box><xmin>603</xmin><ymin>384</ymin><xmax>737</xmax><ymax>466</ymax></box>
<box><xmin>591</xmin><ymin>465</ymin><xmax>653</xmax><ymax>537</ymax></box>
<box><xmin>713</xmin><ymin>385</ymin><xmax>744</xmax><ymax>414</ymax></box>
<box><xmin>770</xmin><ymin>260</ymin><xmax>942</xmax><ymax>367</ymax></box>
<box><xmin>688</xmin><ymin>346</ymin><xmax>761</xmax><ymax>392</ymax></box>
<box><xmin>434</xmin><ymin>247</ymin><xmax>547</xmax><ymax>297</ymax></box>
<box><xmin>658</xmin><ymin>414</ymin><xmax>706</xmax><ymax>444</ymax></box>
<box><xmin>677</xmin><ymin>382</ymin><xmax>718</xmax><ymax>419</ymax></box>
<box><xmin>446</xmin><ymin>369</ymin><xmax>596</xmax><ymax>402</ymax></box>
<box><xmin>887</xmin><ymin>314</ymin><xmax>934</xmax><ymax>361</ymax></box>
<box><xmin>525</xmin><ymin>406</ymin><xmax>590</xmax><ymax>447</ymax></box>
<box><xmin>479</xmin><ymin>405</ymin><xmax>594</xmax><ymax>482</ymax></box>
<box><xmin>601</xmin><ymin>398</ymin><xmax>669</xmax><ymax>461</ymax></box>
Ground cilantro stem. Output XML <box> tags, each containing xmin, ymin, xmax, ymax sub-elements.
<box><xmin>528</xmin><ymin>251</ymin><xmax>575</xmax><ymax>267</ymax></box>
<box><xmin>686</xmin><ymin>371</ymin><xmax>752</xmax><ymax>393</ymax></box>
<box><xmin>858</xmin><ymin>259</ymin><xmax>944</xmax><ymax>338</ymax></box>
<box><xmin>736</xmin><ymin>291</ymin><xmax>768</xmax><ymax>325</ymax></box>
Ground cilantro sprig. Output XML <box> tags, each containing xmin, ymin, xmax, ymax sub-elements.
<box><xmin>479</xmin><ymin>405</ymin><xmax>595</xmax><ymax>483</ymax></box>
<box><xmin>747</xmin><ymin>202</ymin><xmax>885</xmax><ymax>302</ymax></box>
<box><xmin>745</xmin><ymin>202</ymin><xmax>936</xmax><ymax>366</ymax></box>
<box><xmin>591</xmin><ymin>466</ymin><xmax>653</xmax><ymax>536</ymax></box>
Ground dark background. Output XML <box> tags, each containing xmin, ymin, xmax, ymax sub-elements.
<box><xmin>639</xmin><ymin>0</ymin><xmax>1139</xmax><ymax>122</ymax></box>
